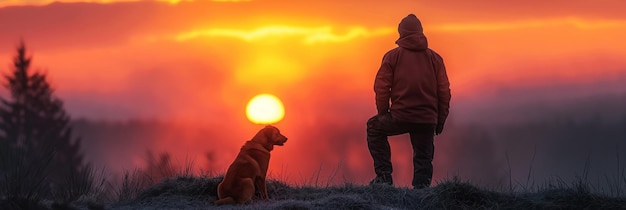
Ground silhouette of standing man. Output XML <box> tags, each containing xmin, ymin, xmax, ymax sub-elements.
<box><xmin>367</xmin><ymin>14</ymin><xmax>451</xmax><ymax>189</ymax></box>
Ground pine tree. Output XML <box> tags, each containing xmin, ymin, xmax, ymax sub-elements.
<box><xmin>0</xmin><ymin>41</ymin><xmax>86</xmax><ymax>201</ymax></box>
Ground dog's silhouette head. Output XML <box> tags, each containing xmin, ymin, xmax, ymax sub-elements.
<box><xmin>252</xmin><ymin>125</ymin><xmax>288</xmax><ymax>150</ymax></box>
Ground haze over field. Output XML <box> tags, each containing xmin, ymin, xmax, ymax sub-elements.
<box><xmin>1</xmin><ymin>0</ymin><xmax>625</xmax><ymax>187</ymax></box>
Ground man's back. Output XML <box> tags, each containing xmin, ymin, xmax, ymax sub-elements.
<box><xmin>373</xmin><ymin>14</ymin><xmax>450</xmax><ymax>124</ymax></box>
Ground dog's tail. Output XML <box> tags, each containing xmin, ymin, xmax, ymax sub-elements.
<box><xmin>214</xmin><ymin>197</ymin><xmax>236</xmax><ymax>205</ymax></box>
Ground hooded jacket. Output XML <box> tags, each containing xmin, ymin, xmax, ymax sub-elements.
<box><xmin>374</xmin><ymin>14</ymin><xmax>451</xmax><ymax>125</ymax></box>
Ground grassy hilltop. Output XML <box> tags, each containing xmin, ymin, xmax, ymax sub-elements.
<box><xmin>2</xmin><ymin>169</ymin><xmax>626</xmax><ymax>210</ymax></box>
<box><xmin>80</xmin><ymin>175</ymin><xmax>626</xmax><ymax>209</ymax></box>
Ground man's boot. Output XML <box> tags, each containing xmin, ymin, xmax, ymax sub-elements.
<box><xmin>369</xmin><ymin>174</ymin><xmax>393</xmax><ymax>186</ymax></box>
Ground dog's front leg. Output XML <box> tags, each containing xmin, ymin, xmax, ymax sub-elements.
<box><xmin>255</xmin><ymin>176</ymin><xmax>269</xmax><ymax>200</ymax></box>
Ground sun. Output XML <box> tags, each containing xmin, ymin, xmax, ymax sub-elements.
<box><xmin>246</xmin><ymin>94</ymin><xmax>285</xmax><ymax>124</ymax></box>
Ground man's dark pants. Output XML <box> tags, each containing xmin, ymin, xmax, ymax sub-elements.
<box><xmin>367</xmin><ymin>113</ymin><xmax>436</xmax><ymax>188</ymax></box>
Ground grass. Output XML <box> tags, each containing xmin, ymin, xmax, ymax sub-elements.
<box><xmin>0</xmin><ymin>147</ymin><xmax>111</xmax><ymax>210</ymax></box>
<box><xmin>103</xmin><ymin>175</ymin><xmax>626</xmax><ymax>210</ymax></box>
<box><xmin>115</xmin><ymin>152</ymin><xmax>198</xmax><ymax>203</ymax></box>
<box><xmin>2</xmin><ymin>151</ymin><xmax>626</xmax><ymax>209</ymax></box>
<box><xmin>1</xmin><ymin>169</ymin><xmax>626</xmax><ymax>210</ymax></box>
<box><xmin>0</xmin><ymin>146</ymin><xmax>55</xmax><ymax>209</ymax></box>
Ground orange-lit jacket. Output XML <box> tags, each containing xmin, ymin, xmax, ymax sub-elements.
<box><xmin>374</xmin><ymin>32</ymin><xmax>451</xmax><ymax>125</ymax></box>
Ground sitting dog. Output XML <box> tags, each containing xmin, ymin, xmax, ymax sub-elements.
<box><xmin>214</xmin><ymin>125</ymin><xmax>288</xmax><ymax>205</ymax></box>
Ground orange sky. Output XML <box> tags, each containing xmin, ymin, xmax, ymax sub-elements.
<box><xmin>1</xmin><ymin>0</ymin><xmax>626</xmax><ymax>186</ymax></box>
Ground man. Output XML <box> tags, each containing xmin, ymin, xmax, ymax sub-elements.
<box><xmin>367</xmin><ymin>14</ymin><xmax>451</xmax><ymax>189</ymax></box>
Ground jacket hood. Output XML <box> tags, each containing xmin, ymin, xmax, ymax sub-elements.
<box><xmin>396</xmin><ymin>14</ymin><xmax>428</xmax><ymax>50</ymax></box>
<box><xmin>398</xmin><ymin>14</ymin><xmax>422</xmax><ymax>36</ymax></box>
<box><xmin>396</xmin><ymin>33</ymin><xmax>428</xmax><ymax>51</ymax></box>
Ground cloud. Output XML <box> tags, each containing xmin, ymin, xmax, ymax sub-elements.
<box><xmin>0</xmin><ymin>0</ymin><xmax>138</xmax><ymax>7</ymax></box>
<box><xmin>211</xmin><ymin>0</ymin><xmax>251</xmax><ymax>2</ymax></box>
<box><xmin>414</xmin><ymin>0</ymin><xmax>626</xmax><ymax>20</ymax></box>
<box><xmin>432</xmin><ymin>18</ymin><xmax>626</xmax><ymax>32</ymax></box>
<box><xmin>164</xmin><ymin>0</ymin><xmax>251</xmax><ymax>4</ymax></box>
<box><xmin>0</xmin><ymin>0</ymin><xmax>252</xmax><ymax>7</ymax></box>
<box><xmin>174</xmin><ymin>26</ymin><xmax>394</xmax><ymax>44</ymax></box>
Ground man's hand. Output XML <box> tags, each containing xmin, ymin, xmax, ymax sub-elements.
<box><xmin>435</xmin><ymin>123</ymin><xmax>444</xmax><ymax>135</ymax></box>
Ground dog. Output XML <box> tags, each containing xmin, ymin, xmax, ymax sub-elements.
<box><xmin>214</xmin><ymin>125</ymin><xmax>288</xmax><ymax>205</ymax></box>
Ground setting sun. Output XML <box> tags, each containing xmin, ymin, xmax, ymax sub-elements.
<box><xmin>245</xmin><ymin>94</ymin><xmax>285</xmax><ymax>124</ymax></box>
